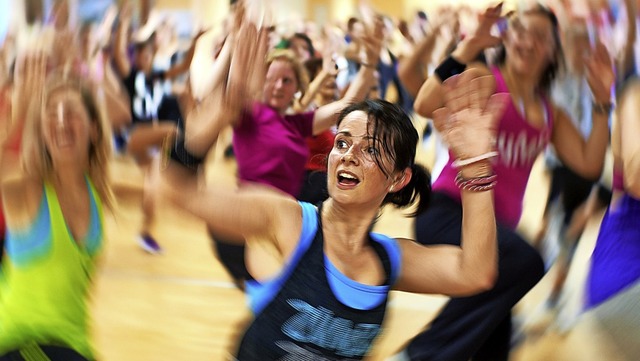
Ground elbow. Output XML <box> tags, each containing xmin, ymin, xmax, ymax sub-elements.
<box><xmin>455</xmin><ymin>267</ymin><xmax>498</xmax><ymax>296</ymax></box>
<box><xmin>477</xmin><ymin>268</ymin><xmax>498</xmax><ymax>292</ymax></box>
<box><xmin>575</xmin><ymin>162</ymin><xmax>603</xmax><ymax>182</ymax></box>
<box><xmin>467</xmin><ymin>266</ymin><xmax>498</xmax><ymax>293</ymax></box>
<box><xmin>625</xmin><ymin>170</ymin><xmax>640</xmax><ymax>199</ymax></box>
<box><xmin>413</xmin><ymin>96</ymin><xmax>434</xmax><ymax>119</ymax></box>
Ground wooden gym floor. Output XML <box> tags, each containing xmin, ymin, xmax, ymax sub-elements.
<box><xmin>91</xmin><ymin>123</ymin><xmax>619</xmax><ymax>360</ymax></box>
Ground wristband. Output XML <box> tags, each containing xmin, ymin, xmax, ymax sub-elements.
<box><xmin>434</xmin><ymin>56</ymin><xmax>467</xmax><ymax>83</ymax></box>
<box><xmin>360</xmin><ymin>62</ymin><xmax>378</xmax><ymax>69</ymax></box>
<box><xmin>592</xmin><ymin>101</ymin><xmax>613</xmax><ymax>115</ymax></box>
<box><xmin>452</xmin><ymin>151</ymin><xmax>498</xmax><ymax>168</ymax></box>
<box><xmin>168</xmin><ymin>136</ymin><xmax>206</xmax><ymax>171</ymax></box>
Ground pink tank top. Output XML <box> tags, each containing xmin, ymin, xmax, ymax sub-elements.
<box><xmin>612</xmin><ymin>166</ymin><xmax>624</xmax><ymax>192</ymax></box>
<box><xmin>432</xmin><ymin>67</ymin><xmax>554</xmax><ymax>229</ymax></box>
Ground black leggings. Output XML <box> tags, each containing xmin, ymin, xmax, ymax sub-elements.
<box><xmin>407</xmin><ymin>193</ymin><xmax>545</xmax><ymax>361</ymax></box>
<box><xmin>209</xmin><ymin>229</ymin><xmax>253</xmax><ymax>286</ymax></box>
<box><xmin>546</xmin><ymin>165</ymin><xmax>595</xmax><ymax>225</ymax></box>
<box><xmin>0</xmin><ymin>345</ymin><xmax>89</xmax><ymax>361</ymax></box>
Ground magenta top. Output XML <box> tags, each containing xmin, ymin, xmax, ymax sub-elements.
<box><xmin>432</xmin><ymin>67</ymin><xmax>554</xmax><ymax>229</ymax></box>
<box><xmin>233</xmin><ymin>103</ymin><xmax>315</xmax><ymax>197</ymax></box>
<box><xmin>612</xmin><ymin>166</ymin><xmax>625</xmax><ymax>192</ymax></box>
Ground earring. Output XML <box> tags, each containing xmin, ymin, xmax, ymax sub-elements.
<box><xmin>389</xmin><ymin>185</ymin><xmax>395</xmax><ymax>192</ymax></box>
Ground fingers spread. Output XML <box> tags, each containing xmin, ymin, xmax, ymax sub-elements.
<box><xmin>484</xmin><ymin>93</ymin><xmax>510</xmax><ymax>131</ymax></box>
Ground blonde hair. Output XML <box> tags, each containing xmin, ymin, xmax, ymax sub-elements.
<box><xmin>266</xmin><ymin>49</ymin><xmax>310</xmax><ymax>96</ymax></box>
<box><xmin>21</xmin><ymin>73</ymin><xmax>114</xmax><ymax>209</ymax></box>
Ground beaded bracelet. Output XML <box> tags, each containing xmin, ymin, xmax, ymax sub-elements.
<box><xmin>452</xmin><ymin>151</ymin><xmax>498</xmax><ymax>168</ymax></box>
<box><xmin>455</xmin><ymin>172</ymin><xmax>498</xmax><ymax>192</ymax></box>
<box><xmin>463</xmin><ymin>181</ymin><xmax>498</xmax><ymax>192</ymax></box>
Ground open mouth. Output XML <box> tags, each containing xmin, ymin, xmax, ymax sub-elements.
<box><xmin>54</xmin><ymin>125</ymin><xmax>74</xmax><ymax>148</ymax></box>
<box><xmin>337</xmin><ymin>170</ymin><xmax>360</xmax><ymax>187</ymax></box>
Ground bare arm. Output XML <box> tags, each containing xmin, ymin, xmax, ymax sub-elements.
<box><xmin>160</xmin><ymin>158</ymin><xmax>300</xmax><ymax>243</ymax></box>
<box><xmin>414</xmin><ymin>4</ymin><xmax>502</xmax><ymax>118</ymax></box>
<box><xmin>395</xmin><ymin>186</ymin><xmax>497</xmax><ymax>296</ymax></box>
<box><xmin>395</xmin><ymin>69</ymin><xmax>507</xmax><ymax>296</ymax></box>
<box><xmin>398</xmin><ymin>26</ymin><xmax>439</xmax><ymax>99</ymax></box>
<box><xmin>551</xmin><ymin>108</ymin><xmax>609</xmax><ymax>180</ymax></box>
<box><xmin>293</xmin><ymin>69</ymin><xmax>332</xmax><ymax>113</ymax></box>
<box><xmin>113</xmin><ymin>2</ymin><xmax>132</xmax><ymax>78</ymax></box>
<box><xmin>552</xmin><ymin>41</ymin><xmax>614</xmax><ymax>180</ymax></box>
<box><xmin>164</xmin><ymin>29</ymin><xmax>207</xmax><ymax>80</ymax></box>
<box><xmin>618</xmin><ymin>0</ymin><xmax>637</xmax><ymax>81</ymax></box>
<box><xmin>311</xmin><ymin>17</ymin><xmax>383</xmax><ymax>135</ymax></box>
<box><xmin>617</xmin><ymin>80</ymin><xmax>640</xmax><ymax>197</ymax></box>
<box><xmin>1</xmin><ymin>53</ymin><xmax>46</xmax><ymax>218</ymax></box>
<box><xmin>155</xmin><ymin>12</ymin><xmax>298</xmax><ymax>249</ymax></box>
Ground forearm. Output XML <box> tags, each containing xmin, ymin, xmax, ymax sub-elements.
<box><xmin>114</xmin><ymin>17</ymin><xmax>131</xmax><ymax>77</ymax></box>
<box><xmin>580</xmin><ymin>112</ymin><xmax>610</xmax><ymax>179</ymax></box>
<box><xmin>296</xmin><ymin>70</ymin><xmax>331</xmax><ymax>112</ymax></box>
<box><xmin>343</xmin><ymin>65</ymin><xmax>377</xmax><ymax>103</ymax></box>
<box><xmin>183</xmin><ymin>104</ymin><xmax>233</xmax><ymax>157</ymax></box>
<box><xmin>619</xmin><ymin>84</ymin><xmax>640</xmax><ymax>196</ymax></box>
<box><xmin>414</xmin><ymin>39</ymin><xmax>482</xmax><ymax>118</ymax></box>
<box><xmin>166</xmin><ymin>40</ymin><xmax>198</xmax><ymax>80</ymax></box>
<box><xmin>398</xmin><ymin>31</ymin><xmax>437</xmax><ymax>98</ymax></box>
<box><xmin>457</xmin><ymin>163</ymin><xmax>498</xmax><ymax>291</ymax></box>
<box><xmin>619</xmin><ymin>0</ymin><xmax>637</xmax><ymax>79</ymax></box>
<box><xmin>312</xmin><ymin>66</ymin><xmax>375</xmax><ymax>134</ymax></box>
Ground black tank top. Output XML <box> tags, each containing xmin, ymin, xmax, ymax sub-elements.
<box><xmin>235</xmin><ymin>206</ymin><xmax>393</xmax><ymax>360</ymax></box>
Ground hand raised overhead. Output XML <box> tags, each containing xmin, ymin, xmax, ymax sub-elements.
<box><xmin>432</xmin><ymin>69</ymin><xmax>508</xmax><ymax>162</ymax></box>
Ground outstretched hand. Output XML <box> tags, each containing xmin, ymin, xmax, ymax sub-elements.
<box><xmin>13</xmin><ymin>50</ymin><xmax>49</xmax><ymax>121</ymax></box>
<box><xmin>182</xmin><ymin>0</ymin><xmax>269</xmax><ymax>157</ymax></box>
<box><xmin>585</xmin><ymin>41</ymin><xmax>614</xmax><ymax>103</ymax></box>
<box><xmin>432</xmin><ymin>69</ymin><xmax>508</xmax><ymax>161</ymax></box>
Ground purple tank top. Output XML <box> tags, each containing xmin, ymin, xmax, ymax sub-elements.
<box><xmin>432</xmin><ymin>67</ymin><xmax>554</xmax><ymax>229</ymax></box>
<box><xmin>233</xmin><ymin>103</ymin><xmax>314</xmax><ymax>197</ymax></box>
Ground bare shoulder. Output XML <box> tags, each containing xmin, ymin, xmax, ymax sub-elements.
<box><xmin>2</xmin><ymin>176</ymin><xmax>44</xmax><ymax>230</ymax></box>
<box><xmin>272</xmin><ymin>197</ymin><xmax>307</xmax><ymax>257</ymax></box>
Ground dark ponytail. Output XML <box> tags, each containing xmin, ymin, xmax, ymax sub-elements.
<box><xmin>383</xmin><ymin>163</ymin><xmax>431</xmax><ymax>216</ymax></box>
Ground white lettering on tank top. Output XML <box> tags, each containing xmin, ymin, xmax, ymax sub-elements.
<box><xmin>280</xmin><ymin>299</ymin><xmax>380</xmax><ymax>358</ymax></box>
<box><xmin>497</xmin><ymin>130</ymin><xmax>546</xmax><ymax>168</ymax></box>
<box><xmin>132</xmin><ymin>72</ymin><xmax>164</xmax><ymax>121</ymax></box>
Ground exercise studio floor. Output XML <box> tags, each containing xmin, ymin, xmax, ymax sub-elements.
<box><xmin>92</xmin><ymin>123</ymin><xmax>619</xmax><ymax>361</ymax></box>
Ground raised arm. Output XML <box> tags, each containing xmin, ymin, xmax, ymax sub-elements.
<box><xmin>397</xmin><ymin>23</ymin><xmax>440</xmax><ymax>99</ymax></box>
<box><xmin>163</xmin><ymin>29</ymin><xmax>207</xmax><ymax>80</ymax></box>
<box><xmin>113</xmin><ymin>1</ymin><xmax>133</xmax><ymax>77</ymax></box>
<box><xmin>552</xmin><ymin>41</ymin><xmax>614</xmax><ymax>180</ymax></box>
<box><xmin>293</xmin><ymin>37</ymin><xmax>340</xmax><ymax>112</ymax></box>
<box><xmin>155</xmin><ymin>11</ymin><xmax>291</xmax><ymax>245</ymax></box>
<box><xmin>311</xmin><ymin>16</ymin><xmax>383</xmax><ymax>135</ymax></box>
<box><xmin>1</xmin><ymin>51</ymin><xmax>47</xmax><ymax>194</ymax></box>
<box><xmin>395</xmin><ymin>69</ymin><xmax>507</xmax><ymax>296</ymax></box>
<box><xmin>414</xmin><ymin>4</ymin><xmax>502</xmax><ymax>118</ymax></box>
<box><xmin>616</xmin><ymin>80</ymin><xmax>640</xmax><ymax>197</ymax></box>
<box><xmin>617</xmin><ymin>0</ymin><xmax>637</xmax><ymax>81</ymax></box>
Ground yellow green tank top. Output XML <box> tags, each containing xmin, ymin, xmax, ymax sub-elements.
<box><xmin>0</xmin><ymin>177</ymin><xmax>104</xmax><ymax>360</ymax></box>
